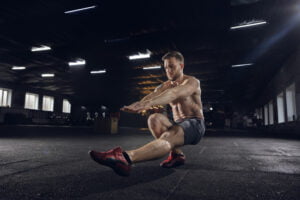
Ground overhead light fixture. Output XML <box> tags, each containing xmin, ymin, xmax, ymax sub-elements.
<box><xmin>68</xmin><ymin>59</ymin><xmax>86</xmax><ymax>66</ymax></box>
<box><xmin>232</xmin><ymin>63</ymin><xmax>253</xmax><ymax>68</ymax></box>
<box><xmin>143</xmin><ymin>66</ymin><xmax>161</xmax><ymax>70</ymax></box>
<box><xmin>129</xmin><ymin>50</ymin><xmax>151</xmax><ymax>60</ymax></box>
<box><xmin>64</xmin><ymin>5</ymin><xmax>97</xmax><ymax>14</ymax></box>
<box><xmin>209</xmin><ymin>107</ymin><xmax>213</xmax><ymax>111</ymax></box>
<box><xmin>90</xmin><ymin>69</ymin><xmax>106</xmax><ymax>74</ymax></box>
<box><xmin>31</xmin><ymin>45</ymin><xmax>51</xmax><ymax>52</ymax></box>
<box><xmin>12</xmin><ymin>66</ymin><xmax>26</xmax><ymax>70</ymax></box>
<box><xmin>230</xmin><ymin>21</ymin><xmax>267</xmax><ymax>30</ymax></box>
<box><xmin>41</xmin><ymin>73</ymin><xmax>55</xmax><ymax>77</ymax></box>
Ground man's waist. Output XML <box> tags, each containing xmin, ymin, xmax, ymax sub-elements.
<box><xmin>175</xmin><ymin>117</ymin><xmax>204</xmax><ymax>123</ymax></box>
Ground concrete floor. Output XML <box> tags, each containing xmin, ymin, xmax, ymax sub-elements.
<box><xmin>0</xmin><ymin>126</ymin><xmax>300</xmax><ymax>200</ymax></box>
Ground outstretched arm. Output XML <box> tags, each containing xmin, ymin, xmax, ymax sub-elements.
<box><xmin>121</xmin><ymin>83</ymin><xmax>167</xmax><ymax>113</ymax></box>
<box><xmin>140</xmin><ymin>83</ymin><xmax>165</xmax><ymax>102</ymax></box>
<box><xmin>147</xmin><ymin>77</ymin><xmax>199</xmax><ymax>106</ymax></box>
<box><xmin>123</xmin><ymin>77</ymin><xmax>199</xmax><ymax>113</ymax></box>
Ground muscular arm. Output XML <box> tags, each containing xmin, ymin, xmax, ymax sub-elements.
<box><xmin>140</xmin><ymin>83</ymin><xmax>166</xmax><ymax>102</ymax></box>
<box><xmin>147</xmin><ymin>77</ymin><xmax>199</xmax><ymax>107</ymax></box>
<box><xmin>121</xmin><ymin>83</ymin><xmax>167</xmax><ymax>113</ymax></box>
<box><xmin>121</xmin><ymin>77</ymin><xmax>199</xmax><ymax>113</ymax></box>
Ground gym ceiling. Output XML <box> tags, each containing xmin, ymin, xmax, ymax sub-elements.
<box><xmin>0</xmin><ymin>0</ymin><xmax>299</xmax><ymax>109</ymax></box>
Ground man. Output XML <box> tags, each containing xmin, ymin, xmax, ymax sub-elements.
<box><xmin>89</xmin><ymin>51</ymin><xmax>205</xmax><ymax>176</ymax></box>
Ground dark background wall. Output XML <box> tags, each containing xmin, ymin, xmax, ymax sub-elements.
<box><xmin>254</xmin><ymin>47</ymin><xmax>300</xmax><ymax>134</ymax></box>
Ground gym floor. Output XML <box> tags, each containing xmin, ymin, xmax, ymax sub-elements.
<box><xmin>0</xmin><ymin>126</ymin><xmax>299</xmax><ymax>200</ymax></box>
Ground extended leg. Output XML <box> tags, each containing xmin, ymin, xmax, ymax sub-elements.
<box><xmin>126</xmin><ymin>125</ymin><xmax>185</xmax><ymax>163</ymax></box>
<box><xmin>88</xmin><ymin>114</ymin><xmax>186</xmax><ymax>176</ymax></box>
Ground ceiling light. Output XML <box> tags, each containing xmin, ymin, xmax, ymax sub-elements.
<box><xmin>90</xmin><ymin>69</ymin><xmax>106</xmax><ymax>74</ymax></box>
<box><xmin>64</xmin><ymin>5</ymin><xmax>97</xmax><ymax>14</ymax></box>
<box><xmin>31</xmin><ymin>45</ymin><xmax>51</xmax><ymax>52</ymax></box>
<box><xmin>230</xmin><ymin>21</ymin><xmax>267</xmax><ymax>30</ymax></box>
<box><xmin>68</xmin><ymin>59</ymin><xmax>86</xmax><ymax>66</ymax></box>
<box><xmin>232</xmin><ymin>63</ymin><xmax>253</xmax><ymax>68</ymax></box>
<box><xmin>41</xmin><ymin>73</ymin><xmax>55</xmax><ymax>77</ymax></box>
<box><xmin>143</xmin><ymin>66</ymin><xmax>161</xmax><ymax>70</ymax></box>
<box><xmin>129</xmin><ymin>50</ymin><xmax>151</xmax><ymax>60</ymax></box>
<box><xmin>12</xmin><ymin>66</ymin><xmax>26</xmax><ymax>70</ymax></box>
<box><xmin>210</xmin><ymin>107</ymin><xmax>213</xmax><ymax>111</ymax></box>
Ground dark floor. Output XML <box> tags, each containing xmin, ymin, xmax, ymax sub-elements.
<box><xmin>0</xmin><ymin>126</ymin><xmax>300</xmax><ymax>200</ymax></box>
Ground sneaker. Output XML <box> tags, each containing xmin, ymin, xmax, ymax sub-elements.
<box><xmin>160</xmin><ymin>152</ymin><xmax>185</xmax><ymax>168</ymax></box>
<box><xmin>89</xmin><ymin>147</ymin><xmax>131</xmax><ymax>176</ymax></box>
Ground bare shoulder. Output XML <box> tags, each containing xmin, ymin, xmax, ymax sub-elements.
<box><xmin>183</xmin><ymin>75</ymin><xmax>200</xmax><ymax>85</ymax></box>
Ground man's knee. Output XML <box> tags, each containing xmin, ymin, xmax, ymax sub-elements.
<box><xmin>147</xmin><ymin>113</ymin><xmax>165</xmax><ymax>127</ymax></box>
<box><xmin>148</xmin><ymin>113</ymin><xmax>162</xmax><ymax>124</ymax></box>
<box><xmin>148</xmin><ymin>113</ymin><xmax>173</xmax><ymax>139</ymax></box>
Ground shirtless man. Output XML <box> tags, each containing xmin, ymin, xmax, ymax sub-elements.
<box><xmin>89</xmin><ymin>51</ymin><xmax>205</xmax><ymax>176</ymax></box>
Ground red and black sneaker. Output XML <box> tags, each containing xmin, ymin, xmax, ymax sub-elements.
<box><xmin>89</xmin><ymin>147</ymin><xmax>131</xmax><ymax>176</ymax></box>
<box><xmin>160</xmin><ymin>152</ymin><xmax>185</xmax><ymax>168</ymax></box>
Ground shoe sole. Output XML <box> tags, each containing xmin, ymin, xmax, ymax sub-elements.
<box><xmin>89</xmin><ymin>151</ymin><xmax>130</xmax><ymax>177</ymax></box>
<box><xmin>160</xmin><ymin>161</ymin><xmax>185</xmax><ymax>168</ymax></box>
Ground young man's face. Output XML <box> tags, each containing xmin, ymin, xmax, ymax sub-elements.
<box><xmin>164</xmin><ymin>57</ymin><xmax>184</xmax><ymax>81</ymax></box>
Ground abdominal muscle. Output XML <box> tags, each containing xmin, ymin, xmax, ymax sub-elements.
<box><xmin>170</xmin><ymin>94</ymin><xmax>204</xmax><ymax>122</ymax></box>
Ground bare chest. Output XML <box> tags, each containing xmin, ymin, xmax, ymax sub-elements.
<box><xmin>169</xmin><ymin>96</ymin><xmax>192</xmax><ymax>110</ymax></box>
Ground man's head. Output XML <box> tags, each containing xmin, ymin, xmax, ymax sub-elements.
<box><xmin>162</xmin><ymin>51</ymin><xmax>184</xmax><ymax>81</ymax></box>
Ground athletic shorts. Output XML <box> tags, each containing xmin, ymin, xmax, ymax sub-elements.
<box><xmin>175</xmin><ymin>118</ymin><xmax>205</xmax><ymax>145</ymax></box>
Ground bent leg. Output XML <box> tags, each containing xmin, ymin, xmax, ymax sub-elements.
<box><xmin>147</xmin><ymin>113</ymin><xmax>172</xmax><ymax>138</ymax></box>
<box><xmin>126</xmin><ymin>125</ymin><xmax>184</xmax><ymax>163</ymax></box>
<box><xmin>147</xmin><ymin>113</ymin><xmax>184</xmax><ymax>155</ymax></box>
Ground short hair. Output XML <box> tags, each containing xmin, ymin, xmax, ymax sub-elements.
<box><xmin>162</xmin><ymin>51</ymin><xmax>184</xmax><ymax>63</ymax></box>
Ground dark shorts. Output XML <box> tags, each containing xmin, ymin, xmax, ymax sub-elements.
<box><xmin>175</xmin><ymin>118</ymin><xmax>205</xmax><ymax>145</ymax></box>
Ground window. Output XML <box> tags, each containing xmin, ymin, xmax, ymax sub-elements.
<box><xmin>42</xmin><ymin>96</ymin><xmax>54</xmax><ymax>112</ymax></box>
<box><xmin>0</xmin><ymin>88</ymin><xmax>12</xmax><ymax>107</ymax></box>
<box><xmin>264</xmin><ymin>104</ymin><xmax>269</xmax><ymax>125</ymax></box>
<box><xmin>286</xmin><ymin>83</ymin><xmax>297</xmax><ymax>121</ymax></box>
<box><xmin>268</xmin><ymin>101</ymin><xmax>274</xmax><ymax>125</ymax></box>
<box><xmin>25</xmin><ymin>93</ymin><xmax>39</xmax><ymax>110</ymax></box>
<box><xmin>62</xmin><ymin>99</ymin><xmax>71</xmax><ymax>113</ymax></box>
<box><xmin>259</xmin><ymin>108</ymin><xmax>263</xmax><ymax>119</ymax></box>
<box><xmin>277</xmin><ymin>92</ymin><xmax>285</xmax><ymax>123</ymax></box>
<box><xmin>255</xmin><ymin>108</ymin><xmax>263</xmax><ymax>119</ymax></box>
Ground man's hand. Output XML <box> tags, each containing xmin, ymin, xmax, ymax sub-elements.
<box><xmin>121</xmin><ymin>101</ymin><xmax>152</xmax><ymax>114</ymax></box>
